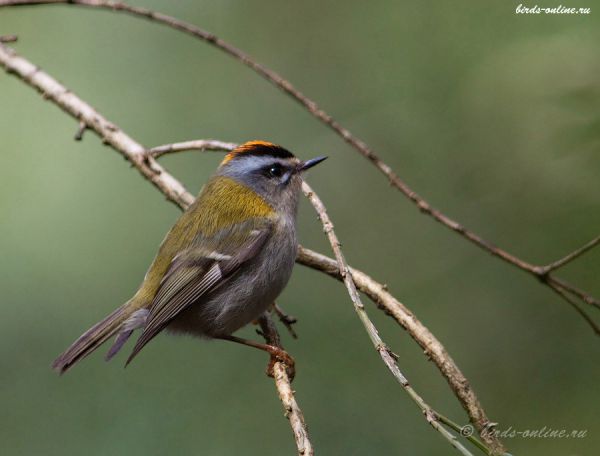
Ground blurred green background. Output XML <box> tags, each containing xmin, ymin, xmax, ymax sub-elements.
<box><xmin>1</xmin><ymin>1</ymin><xmax>599</xmax><ymax>455</ymax></box>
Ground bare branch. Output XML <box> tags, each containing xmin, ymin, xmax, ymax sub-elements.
<box><xmin>296</xmin><ymin>247</ymin><xmax>497</xmax><ymax>437</ymax></box>
<box><xmin>435</xmin><ymin>413</ymin><xmax>494</xmax><ymax>456</ymax></box>
<box><xmin>0</xmin><ymin>42</ymin><xmax>312</xmax><ymax>455</ymax></box>
<box><xmin>259</xmin><ymin>314</ymin><xmax>313</xmax><ymax>456</ymax></box>
<box><xmin>0</xmin><ymin>43</ymin><xmax>193</xmax><ymax>209</ymax></box>
<box><xmin>74</xmin><ymin>120</ymin><xmax>87</xmax><ymax>141</ymax></box>
<box><xmin>547</xmin><ymin>276</ymin><xmax>600</xmax><ymax>310</ymax></box>
<box><xmin>301</xmin><ymin>181</ymin><xmax>486</xmax><ymax>455</ymax></box>
<box><xmin>0</xmin><ymin>34</ymin><xmax>18</xmax><ymax>43</ymax></box>
<box><xmin>546</xmin><ymin>282</ymin><xmax>600</xmax><ymax>335</ymax></box>
<box><xmin>541</xmin><ymin>235</ymin><xmax>600</xmax><ymax>274</ymax></box>
<box><xmin>149</xmin><ymin>139</ymin><xmax>238</xmax><ymax>159</ymax></box>
<box><xmin>272</xmin><ymin>303</ymin><xmax>298</xmax><ymax>339</ymax></box>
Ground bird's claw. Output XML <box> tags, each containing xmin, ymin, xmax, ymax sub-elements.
<box><xmin>266</xmin><ymin>348</ymin><xmax>296</xmax><ymax>381</ymax></box>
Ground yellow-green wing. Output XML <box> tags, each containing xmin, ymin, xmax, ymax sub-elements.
<box><xmin>126</xmin><ymin>219</ymin><xmax>273</xmax><ymax>365</ymax></box>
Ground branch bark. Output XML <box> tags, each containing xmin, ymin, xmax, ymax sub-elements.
<box><xmin>149</xmin><ymin>140</ymin><xmax>239</xmax><ymax>159</ymax></box>
<box><xmin>259</xmin><ymin>314</ymin><xmax>313</xmax><ymax>456</ymax></box>
<box><xmin>541</xmin><ymin>235</ymin><xmax>600</xmax><ymax>274</ymax></box>
<box><xmin>301</xmin><ymin>182</ymin><xmax>478</xmax><ymax>456</ymax></box>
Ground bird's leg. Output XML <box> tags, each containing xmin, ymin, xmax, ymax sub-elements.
<box><xmin>216</xmin><ymin>334</ymin><xmax>295</xmax><ymax>380</ymax></box>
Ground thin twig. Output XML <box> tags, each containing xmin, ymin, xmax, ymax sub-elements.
<box><xmin>258</xmin><ymin>314</ymin><xmax>313</xmax><ymax>456</ymax></box>
<box><xmin>296</xmin><ymin>247</ymin><xmax>499</xmax><ymax>441</ymax></box>
<box><xmin>0</xmin><ymin>43</ymin><xmax>503</xmax><ymax>454</ymax></box>
<box><xmin>435</xmin><ymin>413</ymin><xmax>493</xmax><ymax>456</ymax></box>
<box><xmin>0</xmin><ymin>34</ymin><xmax>18</xmax><ymax>43</ymax></box>
<box><xmin>541</xmin><ymin>235</ymin><xmax>600</xmax><ymax>274</ymax></box>
<box><xmin>149</xmin><ymin>139</ymin><xmax>238</xmax><ymax>159</ymax></box>
<box><xmin>0</xmin><ymin>42</ymin><xmax>312</xmax><ymax>455</ymax></box>
<box><xmin>547</xmin><ymin>282</ymin><xmax>600</xmax><ymax>335</ymax></box>
<box><xmin>301</xmin><ymin>181</ymin><xmax>482</xmax><ymax>456</ymax></box>
<box><xmin>546</xmin><ymin>276</ymin><xmax>600</xmax><ymax>310</ymax></box>
<box><xmin>0</xmin><ymin>43</ymin><xmax>193</xmax><ymax>208</ymax></box>
<box><xmin>272</xmin><ymin>303</ymin><xmax>298</xmax><ymax>339</ymax></box>
<box><xmin>74</xmin><ymin>120</ymin><xmax>86</xmax><ymax>141</ymax></box>
<box><xmin>1</xmin><ymin>0</ymin><xmax>597</xmax><ymax>334</ymax></box>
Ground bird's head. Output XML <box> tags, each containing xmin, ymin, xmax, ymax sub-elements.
<box><xmin>217</xmin><ymin>141</ymin><xmax>327</xmax><ymax>215</ymax></box>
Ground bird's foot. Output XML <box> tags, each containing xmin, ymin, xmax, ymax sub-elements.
<box><xmin>265</xmin><ymin>346</ymin><xmax>296</xmax><ymax>381</ymax></box>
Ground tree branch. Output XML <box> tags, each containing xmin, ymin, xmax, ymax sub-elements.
<box><xmin>301</xmin><ymin>182</ymin><xmax>480</xmax><ymax>456</ymax></box>
<box><xmin>296</xmin><ymin>247</ymin><xmax>495</xmax><ymax>438</ymax></box>
<box><xmin>547</xmin><ymin>276</ymin><xmax>600</xmax><ymax>310</ymax></box>
<box><xmin>149</xmin><ymin>140</ymin><xmax>238</xmax><ymax>159</ymax></box>
<box><xmin>272</xmin><ymin>303</ymin><xmax>298</xmax><ymax>339</ymax></box>
<box><xmin>0</xmin><ymin>42</ymin><xmax>504</xmax><ymax>454</ymax></box>
<box><xmin>1</xmin><ymin>0</ymin><xmax>598</xmax><ymax>334</ymax></box>
<box><xmin>258</xmin><ymin>314</ymin><xmax>313</xmax><ymax>456</ymax></box>
<box><xmin>541</xmin><ymin>235</ymin><xmax>600</xmax><ymax>274</ymax></box>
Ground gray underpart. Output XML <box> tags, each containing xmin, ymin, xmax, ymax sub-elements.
<box><xmin>167</xmin><ymin>213</ymin><xmax>298</xmax><ymax>338</ymax></box>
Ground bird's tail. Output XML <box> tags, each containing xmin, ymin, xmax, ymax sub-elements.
<box><xmin>52</xmin><ymin>303</ymin><xmax>131</xmax><ymax>374</ymax></box>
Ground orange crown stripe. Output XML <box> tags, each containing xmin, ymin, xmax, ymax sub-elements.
<box><xmin>221</xmin><ymin>140</ymin><xmax>294</xmax><ymax>165</ymax></box>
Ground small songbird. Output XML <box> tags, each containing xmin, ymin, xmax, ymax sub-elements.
<box><xmin>53</xmin><ymin>141</ymin><xmax>326</xmax><ymax>374</ymax></box>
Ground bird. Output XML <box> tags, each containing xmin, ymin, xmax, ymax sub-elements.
<box><xmin>52</xmin><ymin>140</ymin><xmax>327</xmax><ymax>375</ymax></box>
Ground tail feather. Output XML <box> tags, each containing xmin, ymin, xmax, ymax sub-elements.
<box><xmin>52</xmin><ymin>304</ymin><xmax>130</xmax><ymax>374</ymax></box>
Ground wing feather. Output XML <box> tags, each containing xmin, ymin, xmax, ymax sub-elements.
<box><xmin>126</xmin><ymin>220</ymin><xmax>272</xmax><ymax>365</ymax></box>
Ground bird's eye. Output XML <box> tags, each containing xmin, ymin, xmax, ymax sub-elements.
<box><xmin>268</xmin><ymin>164</ymin><xmax>284</xmax><ymax>178</ymax></box>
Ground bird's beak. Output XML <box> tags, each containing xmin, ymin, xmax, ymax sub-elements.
<box><xmin>298</xmin><ymin>156</ymin><xmax>328</xmax><ymax>172</ymax></box>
